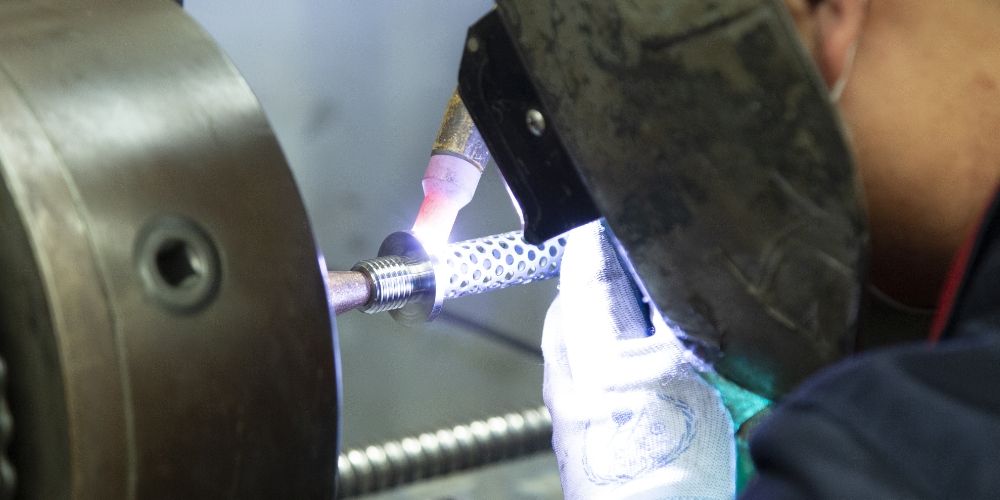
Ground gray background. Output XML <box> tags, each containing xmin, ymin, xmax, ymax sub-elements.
<box><xmin>185</xmin><ymin>0</ymin><xmax>556</xmax><ymax>455</ymax></box>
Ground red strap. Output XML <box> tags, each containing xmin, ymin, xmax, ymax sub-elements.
<box><xmin>929</xmin><ymin>228</ymin><xmax>978</xmax><ymax>342</ymax></box>
<box><xmin>929</xmin><ymin>188</ymin><xmax>999</xmax><ymax>342</ymax></box>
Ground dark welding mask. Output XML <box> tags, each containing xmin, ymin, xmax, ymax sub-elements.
<box><xmin>458</xmin><ymin>0</ymin><xmax>870</xmax><ymax>399</ymax></box>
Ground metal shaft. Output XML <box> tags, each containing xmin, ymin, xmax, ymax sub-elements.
<box><xmin>336</xmin><ymin>406</ymin><xmax>552</xmax><ymax>498</ymax></box>
<box><xmin>327</xmin><ymin>272</ymin><xmax>372</xmax><ymax>315</ymax></box>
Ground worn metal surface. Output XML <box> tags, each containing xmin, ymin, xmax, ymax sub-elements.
<box><xmin>0</xmin><ymin>1</ymin><xmax>338</xmax><ymax>498</ymax></box>
<box><xmin>462</xmin><ymin>0</ymin><xmax>867</xmax><ymax>398</ymax></box>
<box><xmin>431</xmin><ymin>90</ymin><xmax>491</xmax><ymax>172</ymax></box>
<box><xmin>329</xmin><ymin>271</ymin><xmax>375</xmax><ymax>316</ymax></box>
<box><xmin>0</xmin><ymin>356</ymin><xmax>13</xmax><ymax>500</ymax></box>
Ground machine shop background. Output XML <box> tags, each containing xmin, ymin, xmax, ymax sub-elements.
<box><xmin>187</xmin><ymin>1</ymin><xmax>560</xmax><ymax>494</ymax></box>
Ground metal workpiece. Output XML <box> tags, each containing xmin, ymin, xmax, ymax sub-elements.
<box><xmin>352</xmin><ymin>231</ymin><xmax>443</xmax><ymax>325</ymax></box>
<box><xmin>336</xmin><ymin>406</ymin><xmax>552</xmax><ymax>498</ymax></box>
<box><xmin>0</xmin><ymin>3</ymin><xmax>338</xmax><ymax>498</ymax></box>
<box><xmin>329</xmin><ymin>271</ymin><xmax>375</xmax><ymax>316</ymax></box>
<box><xmin>340</xmin><ymin>231</ymin><xmax>566</xmax><ymax>323</ymax></box>
<box><xmin>353</xmin><ymin>256</ymin><xmax>437</xmax><ymax>316</ymax></box>
<box><xmin>440</xmin><ymin>231</ymin><xmax>565</xmax><ymax>300</ymax></box>
<box><xmin>461</xmin><ymin>0</ymin><xmax>867</xmax><ymax>398</ymax></box>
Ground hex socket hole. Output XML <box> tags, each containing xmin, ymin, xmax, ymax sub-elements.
<box><xmin>155</xmin><ymin>238</ymin><xmax>203</xmax><ymax>288</ymax></box>
<box><xmin>137</xmin><ymin>216</ymin><xmax>220</xmax><ymax>314</ymax></box>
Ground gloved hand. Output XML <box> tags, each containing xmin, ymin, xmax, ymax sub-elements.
<box><xmin>542</xmin><ymin>222</ymin><xmax>735</xmax><ymax>499</ymax></box>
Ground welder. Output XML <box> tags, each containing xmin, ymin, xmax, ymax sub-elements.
<box><xmin>543</xmin><ymin>0</ymin><xmax>1000</xmax><ymax>497</ymax></box>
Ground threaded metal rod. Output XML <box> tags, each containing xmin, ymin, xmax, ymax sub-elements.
<box><xmin>337</xmin><ymin>406</ymin><xmax>552</xmax><ymax>498</ymax></box>
<box><xmin>352</xmin><ymin>256</ymin><xmax>435</xmax><ymax>315</ymax></box>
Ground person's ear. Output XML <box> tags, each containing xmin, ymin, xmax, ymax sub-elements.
<box><xmin>812</xmin><ymin>0</ymin><xmax>869</xmax><ymax>88</ymax></box>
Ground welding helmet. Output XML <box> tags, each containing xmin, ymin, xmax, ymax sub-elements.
<box><xmin>458</xmin><ymin>0</ymin><xmax>872</xmax><ymax>399</ymax></box>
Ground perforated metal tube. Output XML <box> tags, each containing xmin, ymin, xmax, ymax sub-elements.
<box><xmin>438</xmin><ymin>231</ymin><xmax>566</xmax><ymax>299</ymax></box>
<box><xmin>347</xmin><ymin>231</ymin><xmax>566</xmax><ymax>323</ymax></box>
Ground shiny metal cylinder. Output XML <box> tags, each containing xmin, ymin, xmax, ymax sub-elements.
<box><xmin>336</xmin><ymin>406</ymin><xmax>552</xmax><ymax>498</ymax></box>
<box><xmin>438</xmin><ymin>231</ymin><xmax>566</xmax><ymax>300</ymax></box>
<box><xmin>352</xmin><ymin>257</ymin><xmax>434</xmax><ymax>314</ymax></box>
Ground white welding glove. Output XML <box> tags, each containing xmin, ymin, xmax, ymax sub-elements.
<box><xmin>542</xmin><ymin>222</ymin><xmax>735</xmax><ymax>499</ymax></box>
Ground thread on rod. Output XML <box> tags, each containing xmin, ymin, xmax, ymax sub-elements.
<box><xmin>337</xmin><ymin>406</ymin><xmax>552</xmax><ymax>498</ymax></box>
<box><xmin>353</xmin><ymin>256</ymin><xmax>416</xmax><ymax>314</ymax></box>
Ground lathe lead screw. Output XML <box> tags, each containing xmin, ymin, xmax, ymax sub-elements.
<box><xmin>329</xmin><ymin>231</ymin><xmax>566</xmax><ymax>324</ymax></box>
